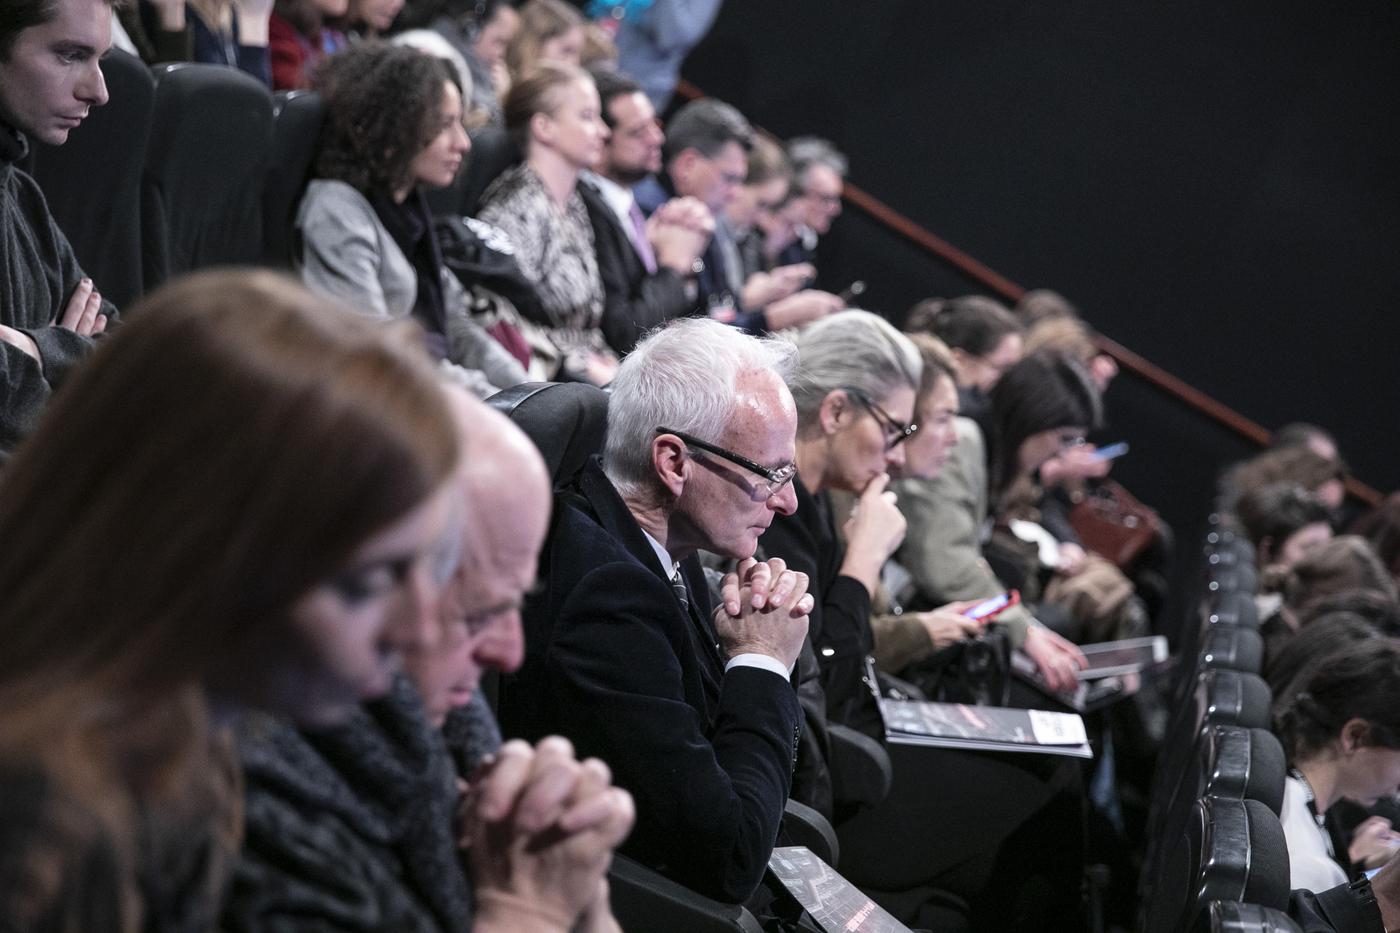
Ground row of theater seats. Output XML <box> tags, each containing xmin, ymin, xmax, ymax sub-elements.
<box><xmin>1138</xmin><ymin>522</ymin><xmax>1304</xmax><ymax>932</ymax></box>
<box><xmin>25</xmin><ymin>52</ymin><xmax>327</xmax><ymax>310</ymax></box>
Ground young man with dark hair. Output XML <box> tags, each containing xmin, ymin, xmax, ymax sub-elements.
<box><xmin>580</xmin><ymin>66</ymin><xmax>711</xmax><ymax>355</ymax></box>
<box><xmin>635</xmin><ymin>97</ymin><xmax>841</xmax><ymax>335</ymax></box>
<box><xmin>0</xmin><ymin>0</ymin><xmax>118</xmax><ymax>451</ymax></box>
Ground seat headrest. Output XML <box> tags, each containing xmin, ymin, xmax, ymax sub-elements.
<box><xmin>487</xmin><ymin>382</ymin><xmax>608</xmax><ymax>487</ymax></box>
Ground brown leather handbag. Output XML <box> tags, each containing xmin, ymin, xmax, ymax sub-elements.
<box><xmin>1069</xmin><ymin>479</ymin><xmax>1161</xmax><ymax>570</ymax></box>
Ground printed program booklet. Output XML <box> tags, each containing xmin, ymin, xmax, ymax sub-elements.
<box><xmin>769</xmin><ymin>846</ymin><xmax>914</xmax><ymax>933</ymax></box>
<box><xmin>879</xmin><ymin>698</ymin><xmax>1093</xmax><ymax>758</ymax></box>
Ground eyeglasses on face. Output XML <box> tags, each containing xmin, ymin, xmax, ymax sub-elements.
<box><xmin>655</xmin><ymin>428</ymin><xmax>798</xmax><ymax>498</ymax></box>
<box><xmin>840</xmin><ymin>387</ymin><xmax>918</xmax><ymax>450</ymax></box>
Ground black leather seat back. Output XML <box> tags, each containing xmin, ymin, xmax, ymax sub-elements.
<box><xmin>425</xmin><ymin>124</ymin><xmax>521</xmax><ymax>218</ymax></box>
<box><xmin>1146</xmin><ymin>796</ymin><xmax>1290</xmax><ymax>933</ymax></box>
<box><xmin>1200</xmin><ymin>624</ymin><xmax>1265</xmax><ymax>676</ymax></box>
<box><xmin>486</xmin><ymin>382</ymin><xmax>609</xmax><ymax>489</ymax></box>
<box><xmin>30</xmin><ymin>49</ymin><xmax>155</xmax><ymax>309</ymax></box>
<box><xmin>1208</xmin><ymin>900</ymin><xmax>1304</xmax><ymax>933</ymax></box>
<box><xmin>142</xmin><ymin>63</ymin><xmax>274</xmax><ymax>290</ymax></box>
<box><xmin>263</xmin><ymin>90</ymin><xmax>325</xmax><ymax>266</ymax></box>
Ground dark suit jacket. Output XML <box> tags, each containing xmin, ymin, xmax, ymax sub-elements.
<box><xmin>498</xmin><ymin>458</ymin><xmax>801</xmax><ymax>904</ymax></box>
<box><xmin>633</xmin><ymin>172</ymin><xmax>769</xmax><ymax>335</ymax></box>
<box><xmin>578</xmin><ymin>179</ymin><xmax>692</xmax><ymax>355</ymax></box>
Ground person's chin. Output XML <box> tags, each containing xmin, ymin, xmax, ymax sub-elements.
<box><xmin>40</xmin><ymin>125</ymin><xmax>74</xmax><ymax>146</ymax></box>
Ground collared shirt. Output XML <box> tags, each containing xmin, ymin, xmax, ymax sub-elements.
<box><xmin>639</xmin><ymin>529</ymin><xmax>789</xmax><ymax>681</ymax></box>
<box><xmin>582</xmin><ymin>170</ymin><xmax>637</xmax><ymax>236</ymax></box>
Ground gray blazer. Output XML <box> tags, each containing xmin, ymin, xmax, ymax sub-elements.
<box><xmin>296</xmin><ymin>179</ymin><xmax>527</xmax><ymax>396</ymax></box>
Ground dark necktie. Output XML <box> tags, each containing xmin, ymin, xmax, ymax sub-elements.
<box><xmin>670</xmin><ymin>569</ymin><xmax>690</xmax><ymax>616</ymax></box>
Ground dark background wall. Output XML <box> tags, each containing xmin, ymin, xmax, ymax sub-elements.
<box><xmin>681</xmin><ymin>0</ymin><xmax>1400</xmax><ymax>599</ymax></box>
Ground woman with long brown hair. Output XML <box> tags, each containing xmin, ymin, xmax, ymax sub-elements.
<box><xmin>0</xmin><ymin>269</ymin><xmax>463</xmax><ymax>928</ymax></box>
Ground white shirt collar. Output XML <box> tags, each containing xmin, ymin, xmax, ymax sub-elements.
<box><xmin>640</xmin><ymin>528</ymin><xmax>680</xmax><ymax>578</ymax></box>
<box><xmin>582</xmin><ymin>170</ymin><xmax>637</xmax><ymax>230</ymax></box>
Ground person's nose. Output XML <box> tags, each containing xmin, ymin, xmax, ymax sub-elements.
<box><xmin>454</xmin><ymin>123</ymin><xmax>471</xmax><ymax>154</ymax></box>
<box><xmin>886</xmin><ymin>443</ymin><xmax>907</xmax><ymax>471</ymax></box>
<box><xmin>770</xmin><ymin>482</ymin><xmax>799</xmax><ymax>516</ymax></box>
<box><xmin>79</xmin><ymin>61</ymin><xmax>109</xmax><ymax>108</ymax></box>
<box><xmin>475</xmin><ymin>611</ymin><xmax>525</xmax><ymax>675</ymax></box>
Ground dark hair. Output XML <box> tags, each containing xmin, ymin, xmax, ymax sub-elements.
<box><xmin>0</xmin><ymin>0</ymin><xmax>124</xmax><ymax>59</ymax></box>
<box><xmin>662</xmin><ymin>97</ymin><xmax>753</xmax><ymax>164</ymax></box>
<box><xmin>1272</xmin><ymin>640</ymin><xmax>1400</xmax><ymax>765</ymax></box>
<box><xmin>589</xmin><ymin>65</ymin><xmax>641</xmax><ymax>128</ymax></box>
<box><xmin>1235</xmin><ymin>483</ymin><xmax>1332</xmax><ymax>564</ymax></box>
<box><xmin>987</xmin><ymin>351</ymin><xmax>1101</xmax><ymax>498</ymax></box>
<box><xmin>905</xmin><ymin>295</ymin><xmax>1023</xmax><ymax>357</ymax></box>
<box><xmin>1266</xmin><ymin>612</ymin><xmax>1383</xmax><ymax>697</ymax></box>
<box><xmin>1350</xmin><ymin>492</ymin><xmax>1400</xmax><ymax>581</ymax></box>
<box><xmin>906</xmin><ymin>332</ymin><xmax>957</xmax><ymax>402</ymax></box>
<box><xmin>1299</xmin><ymin>589</ymin><xmax>1400</xmax><ymax>637</ymax></box>
<box><xmin>1224</xmin><ymin>446</ymin><xmax>1346</xmax><ymax>510</ymax></box>
<box><xmin>1264</xmin><ymin>535</ymin><xmax>1399</xmax><ymax>610</ymax></box>
<box><xmin>314</xmin><ymin>42</ymin><xmax>457</xmax><ymax>195</ymax></box>
<box><xmin>0</xmin><ymin>269</ymin><xmax>457</xmax><ymax>855</ymax></box>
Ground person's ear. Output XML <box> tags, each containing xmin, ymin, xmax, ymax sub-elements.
<box><xmin>1341</xmin><ymin>717</ymin><xmax>1371</xmax><ymax>754</ymax></box>
<box><xmin>530</xmin><ymin>110</ymin><xmax>554</xmax><ymax>147</ymax></box>
<box><xmin>672</xmin><ymin>149</ymin><xmax>700</xmax><ymax>185</ymax></box>
<box><xmin>818</xmin><ymin>389</ymin><xmax>851</xmax><ymax>436</ymax></box>
<box><xmin>651</xmin><ymin>434</ymin><xmax>689</xmax><ymax>498</ymax></box>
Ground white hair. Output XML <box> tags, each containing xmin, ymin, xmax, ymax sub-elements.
<box><xmin>391</xmin><ymin>30</ymin><xmax>474</xmax><ymax>104</ymax></box>
<box><xmin>787</xmin><ymin>310</ymin><xmax>921</xmax><ymax>430</ymax></box>
<box><xmin>604</xmin><ymin>318</ymin><xmax>796</xmax><ymax>497</ymax></box>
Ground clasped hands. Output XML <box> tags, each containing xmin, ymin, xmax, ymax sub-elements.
<box><xmin>461</xmin><ymin>736</ymin><xmax>635</xmax><ymax>933</ymax></box>
<box><xmin>714</xmin><ymin>557</ymin><xmax>814</xmax><ymax>670</ymax></box>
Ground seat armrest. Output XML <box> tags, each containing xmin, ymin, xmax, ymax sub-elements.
<box><xmin>608</xmin><ymin>854</ymin><xmax>765</xmax><ymax>932</ymax></box>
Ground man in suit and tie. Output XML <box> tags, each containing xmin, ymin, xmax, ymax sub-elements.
<box><xmin>498</xmin><ymin>317</ymin><xmax>813</xmax><ymax>904</ymax></box>
<box><xmin>580</xmin><ymin>68</ymin><xmax>712</xmax><ymax>354</ymax></box>
<box><xmin>634</xmin><ymin>98</ymin><xmax>843</xmax><ymax>336</ymax></box>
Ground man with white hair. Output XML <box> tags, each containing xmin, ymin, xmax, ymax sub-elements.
<box><xmin>499</xmin><ymin>317</ymin><xmax>814</xmax><ymax>904</ymax></box>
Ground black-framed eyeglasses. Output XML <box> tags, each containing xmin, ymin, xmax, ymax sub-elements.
<box><xmin>656</xmin><ymin>428</ymin><xmax>798</xmax><ymax>499</ymax></box>
<box><xmin>841</xmin><ymin>386</ymin><xmax>918</xmax><ymax>450</ymax></box>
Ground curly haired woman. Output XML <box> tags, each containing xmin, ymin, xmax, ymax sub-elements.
<box><xmin>296</xmin><ymin>42</ymin><xmax>526</xmax><ymax>395</ymax></box>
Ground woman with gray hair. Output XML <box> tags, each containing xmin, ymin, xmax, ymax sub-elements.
<box><xmin>757</xmin><ymin>310</ymin><xmax>922</xmax><ymax>723</ymax></box>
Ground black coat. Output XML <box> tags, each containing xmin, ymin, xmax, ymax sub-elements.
<box><xmin>757</xmin><ymin>477</ymin><xmax>873</xmax><ymax>726</ymax></box>
<box><xmin>578</xmin><ymin>179</ymin><xmax>692</xmax><ymax>355</ymax></box>
<box><xmin>498</xmin><ymin>458</ymin><xmax>801</xmax><ymax>904</ymax></box>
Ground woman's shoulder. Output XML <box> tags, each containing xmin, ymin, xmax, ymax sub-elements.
<box><xmin>478</xmin><ymin>163</ymin><xmax>543</xmax><ymax>214</ymax></box>
<box><xmin>298</xmin><ymin>180</ymin><xmax>380</xmax><ymax>231</ymax></box>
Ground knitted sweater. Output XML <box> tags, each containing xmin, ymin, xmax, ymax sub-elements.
<box><xmin>0</xmin><ymin>123</ymin><xmax>116</xmax><ymax>452</ymax></box>
<box><xmin>224</xmin><ymin>677</ymin><xmax>492</xmax><ymax>932</ymax></box>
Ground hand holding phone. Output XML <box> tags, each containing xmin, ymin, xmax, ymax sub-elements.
<box><xmin>962</xmin><ymin>590</ymin><xmax>1020</xmax><ymax>623</ymax></box>
<box><xmin>1090</xmin><ymin>441</ymin><xmax>1129</xmax><ymax>463</ymax></box>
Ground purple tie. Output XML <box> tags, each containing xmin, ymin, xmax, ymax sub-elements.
<box><xmin>628</xmin><ymin>200</ymin><xmax>659</xmax><ymax>275</ymax></box>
